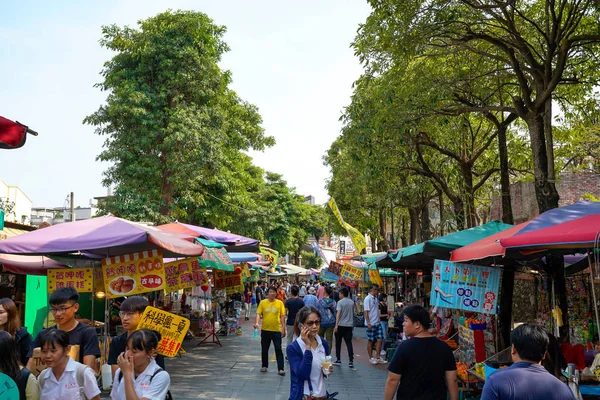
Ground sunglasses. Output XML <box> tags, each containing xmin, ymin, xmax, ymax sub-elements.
<box><xmin>304</xmin><ymin>320</ymin><xmax>321</xmax><ymax>327</ymax></box>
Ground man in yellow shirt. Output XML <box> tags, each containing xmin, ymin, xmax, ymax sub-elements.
<box><xmin>254</xmin><ymin>285</ymin><xmax>286</xmax><ymax>376</ymax></box>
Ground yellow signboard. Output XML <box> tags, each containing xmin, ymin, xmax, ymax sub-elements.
<box><xmin>214</xmin><ymin>269</ymin><xmax>243</xmax><ymax>292</ymax></box>
<box><xmin>137</xmin><ymin>306</ymin><xmax>190</xmax><ymax>358</ymax></box>
<box><xmin>340</xmin><ymin>263</ymin><xmax>364</xmax><ymax>282</ymax></box>
<box><xmin>164</xmin><ymin>258</ymin><xmax>207</xmax><ymax>293</ymax></box>
<box><xmin>368</xmin><ymin>268</ymin><xmax>383</xmax><ymax>286</ymax></box>
<box><xmin>101</xmin><ymin>249</ymin><xmax>165</xmax><ymax>298</ymax></box>
<box><xmin>47</xmin><ymin>268</ymin><xmax>92</xmax><ymax>293</ymax></box>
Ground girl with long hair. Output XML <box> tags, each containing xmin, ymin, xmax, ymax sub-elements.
<box><xmin>287</xmin><ymin>306</ymin><xmax>334</xmax><ymax>400</ymax></box>
<box><xmin>111</xmin><ymin>329</ymin><xmax>171</xmax><ymax>400</ymax></box>
<box><xmin>0</xmin><ymin>298</ymin><xmax>32</xmax><ymax>366</ymax></box>
<box><xmin>0</xmin><ymin>330</ymin><xmax>39</xmax><ymax>400</ymax></box>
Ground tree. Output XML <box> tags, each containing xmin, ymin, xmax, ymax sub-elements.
<box><xmin>85</xmin><ymin>10</ymin><xmax>274</xmax><ymax>220</ymax></box>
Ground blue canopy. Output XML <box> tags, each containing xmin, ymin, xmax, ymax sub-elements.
<box><xmin>229</xmin><ymin>252</ymin><xmax>259</xmax><ymax>263</ymax></box>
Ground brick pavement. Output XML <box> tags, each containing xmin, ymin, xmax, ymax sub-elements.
<box><xmin>163</xmin><ymin>317</ymin><xmax>389</xmax><ymax>399</ymax></box>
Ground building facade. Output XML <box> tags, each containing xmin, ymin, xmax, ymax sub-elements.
<box><xmin>0</xmin><ymin>180</ymin><xmax>32</xmax><ymax>224</ymax></box>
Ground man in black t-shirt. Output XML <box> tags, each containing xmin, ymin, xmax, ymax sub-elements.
<box><xmin>284</xmin><ymin>285</ymin><xmax>304</xmax><ymax>346</ymax></box>
<box><xmin>26</xmin><ymin>287</ymin><xmax>101</xmax><ymax>371</ymax></box>
<box><xmin>384</xmin><ymin>305</ymin><xmax>458</xmax><ymax>400</ymax></box>
<box><xmin>107</xmin><ymin>296</ymin><xmax>165</xmax><ymax>378</ymax></box>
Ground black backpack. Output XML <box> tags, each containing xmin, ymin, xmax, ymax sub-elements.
<box><xmin>17</xmin><ymin>368</ymin><xmax>31</xmax><ymax>400</ymax></box>
<box><xmin>117</xmin><ymin>368</ymin><xmax>172</xmax><ymax>400</ymax></box>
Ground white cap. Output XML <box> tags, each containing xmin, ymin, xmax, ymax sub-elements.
<box><xmin>330</xmin><ymin>283</ymin><xmax>336</xmax><ymax>288</ymax></box>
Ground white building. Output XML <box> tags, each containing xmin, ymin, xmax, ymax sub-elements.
<box><xmin>0</xmin><ymin>180</ymin><xmax>32</xmax><ymax>224</ymax></box>
<box><xmin>31</xmin><ymin>206</ymin><xmax>98</xmax><ymax>226</ymax></box>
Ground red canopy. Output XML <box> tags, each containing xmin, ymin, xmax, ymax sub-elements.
<box><xmin>450</xmin><ymin>222</ymin><xmax>530</xmax><ymax>263</ymax></box>
<box><xmin>0</xmin><ymin>116</ymin><xmax>36</xmax><ymax>149</ymax></box>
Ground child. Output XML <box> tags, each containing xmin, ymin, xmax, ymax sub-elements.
<box><xmin>108</xmin><ymin>296</ymin><xmax>165</xmax><ymax>377</ymax></box>
<box><xmin>37</xmin><ymin>329</ymin><xmax>100</xmax><ymax>400</ymax></box>
<box><xmin>111</xmin><ymin>329</ymin><xmax>171</xmax><ymax>400</ymax></box>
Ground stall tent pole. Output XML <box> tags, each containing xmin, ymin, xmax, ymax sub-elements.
<box><xmin>588</xmin><ymin>253</ymin><xmax>600</xmax><ymax>341</ymax></box>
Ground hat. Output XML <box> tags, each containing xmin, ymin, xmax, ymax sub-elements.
<box><xmin>330</xmin><ymin>283</ymin><xmax>336</xmax><ymax>288</ymax></box>
<box><xmin>308</xmin><ymin>287</ymin><xmax>316</xmax><ymax>294</ymax></box>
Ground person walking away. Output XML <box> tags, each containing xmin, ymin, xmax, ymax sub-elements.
<box><xmin>0</xmin><ymin>298</ymin><xmax>33</xmax><ymax>366</ymax></box>
<box><xmin>111</xmin><ymin>329</ymin><xmax>171</xmax><ymax>400</ymax></box>
<box><xmin>37</xmin><ymin>329</ymin><xmax>100</xmax><ymax>400</ymax></box>
<box><xmin>26</xmin><ymin>287</ymin><xmax>100</xmax><ymax>372</ymax></box>
<box><xmin>331</xmin><ymin>284</ymin><xmax>340</xmax><ymax>302</ymax></box>
<box><xmin>254</xmin><ymin>286</ymin><xmax>287</xmax><ymax>376</ymax></box>
<box><xmin>255</xmin><ymin>280</ymin><xmax>265</xmax><ymax>304</ymax></box>
<box><xmin>299</xmin><ymin>283</ymin><xmax>307</xmax><ymax>300</ymax></box>
<box><xmin>363</xmin><ymin>284</ymin><xmax>386</xmax><ymax>364</ymax></box>
<box><xmin>481</xmin><ymin>324</ymin><xmax>576</xmax><ymax>400</ymax></box>
<box><xmin>0</xmin><ymin>331</ymin><xmax>39</xmax><ymax>400</ymax></box>
<box><xmin>317</xmin><ymin>286</ymin><xmax>336</xmax><ymax>356</ymax></box>
<box><xmin>108</xmin><ymin>296</ymin><xmax>166</xmax><ymax>378</ymax></box>
<box><xmin>287</xmin><ymin>306</ymin><xmax>334</xmax><ymax>400</ymax></box>
<box><xmin>384</xmin><ymin>305</ymin><xmax>458</xmax><ymax>400</ymax></box>
<box><xmin>244</xmin><ymin>284</ymin><xmax>253</xmax><ymax>321</ymax></box>
<box><xmin>317</xmin><ymin>281</ymin><xmax>326</xmax><ymax>300</ymax></box>
<box><xmin>379</xmin><ymin>293</ymin><xmax>389</xmax><ymax>357</ymax></box>
<box><xmin>303</xmin><ymin>287</ymin><xmax>318</xmax><ymax>308</ymax></box>
<box><xmin>333</xmin><ymin>287</ymin><xmax>356</xmax><ymax>370</ymax></box>
<box><xmin>277</xmin><ymin>283</ymin><xmax>287</xmax><ymax>302</ymax></box>
<box><xmin>285</xmin><ymin>286</ymin><xmax>304</xmax><ymax>346</ymax></box>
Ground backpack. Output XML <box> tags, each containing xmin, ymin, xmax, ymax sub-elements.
<box><xmin>17</xmin><ymin>368</ymin><xmax>31</xmax><ymax>400</ymax></box>
<box><xmin>38</xmin><ymin>364</ymin><xmax>89</xmax><ymax>399</ymax></box>
<box><xmin>317</xmin><ymin>298</ymin><xmax>336</xmax><ymax>326</ymax></box>
<box><xmin>117</xmin><ymin>367</ymin><xmax>172</xmax><ymax>400</ymax></box>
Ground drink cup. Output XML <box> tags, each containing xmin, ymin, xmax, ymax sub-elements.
<box><xmin>322</xmin><ymin>356</ymin><xmax>332</xmax><ymax>375</ymax></box>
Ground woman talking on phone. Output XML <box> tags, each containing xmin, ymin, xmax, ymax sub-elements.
<box><xmin>287</xmin><ymin>306</ymin><xmax>334</xmax><ymax>400</ymax></box>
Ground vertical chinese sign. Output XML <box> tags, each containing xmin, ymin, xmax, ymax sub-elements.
<box><xmin>429</xmin><ymin>260</ymin><xmax>501</xmax><ymax>314</ymax></box>
<box><xmin>137</xmin><ymin>306</ymin><xmax>190</xmax><ymax>357</ymax></box>
<box><xmin>101</xmin><ymin>249</ymin><xmax>165</xmax><ymax>298</ymax></box>
<box><xmin>47</xmin><ymin>268</ymin><xmax>93</xmax><ymax>293</ymax></box>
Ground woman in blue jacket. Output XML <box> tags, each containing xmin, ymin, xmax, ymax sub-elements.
<box><xmin>287</xmin><ymin>306</ymin><xmax>334</xmax><ymax>400</ymax></box>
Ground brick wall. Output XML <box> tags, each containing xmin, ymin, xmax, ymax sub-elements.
<box><xmin>491</xmin><ymin>172</ymin><xmax>600</xmax><ymax>222</ymax></box>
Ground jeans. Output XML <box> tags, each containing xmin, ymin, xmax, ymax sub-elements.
<box><xmin>261</xmin><ymin>330</ymin><xmax>284</xmax><ymax>370</ymax></box>
<box><xmin>318</xmin><ymin>326</ymin><xmax>334</xmax><ymax>355</ymax></box>
<box><xmin>380</xmin><ymin>320</ymin><xmax>389</xmax><ymax>350</ymax></box>
<box><xmin>335</xmin><ymin>326</ymin><xmax>354</xmax><ymax>362</ymax></box>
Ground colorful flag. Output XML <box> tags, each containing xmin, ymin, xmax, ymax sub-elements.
<box><xmin>328</xmin><ymin>198</ymin><xmax>366</xmax><ymax>255</ymax></box>
<box><xmin>310</xmin><ymin>241</ymin><xmax>329</xmax><ymax>266</ymax></box>
<box><xmin>259</xmin><ymin>246</ymin><xmax>279</xmax><ymax>266</ymax></box>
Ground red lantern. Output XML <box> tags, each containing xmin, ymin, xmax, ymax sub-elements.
<box><xmin>234</xmin><ymin>266</ymin><xmax>242</xmax><ymax>275</ymax></box>
<box><xmin>201</xmin><ymin>284</ymin><xmax>209</xmax><ymax>292</ymax></box>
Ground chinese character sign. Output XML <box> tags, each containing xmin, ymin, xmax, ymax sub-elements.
<box><xmin>430</xmin><ymin>260</ymin><xmax>501</xmax><ymax>314</ymax></box>
<box><xmin>101</xmin><ymin>250</ymin><xmax>166</xmax><ymax>297</ymax></box>
<box><xmin>48</xmin><ymin>268</ymin><xmax>92</xmax><ymax>293</ymax></box>
<box><xmin>137</xmin><ymin>306</ymin><xmax>190</xmax><ymax>357</ymax></box>
<box><xmin>368</xmin><ymin>268</ymin><xmax>383</xmax><ymax>287</ymax></box>
<box><xmin>339</xmin><ymin>263</ymin><xmax>363</xmax><ymax>287</ymax></box>
<box><xmin>164</xmin><ymin>258</ymin><xmax>206</xmax><ymax>293</ymax></box>
<box><xmin>213</xmin><ymin>269</ymin><xmax>243</xmax><ymax>292</ymax></box>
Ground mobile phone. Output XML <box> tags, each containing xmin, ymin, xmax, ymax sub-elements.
<box><xmin>299</xmin><ymin>323</ymin><xmax>305</xmax><ymax>330</ymax></box>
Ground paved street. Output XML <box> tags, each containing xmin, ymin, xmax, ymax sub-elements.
<box><xmin>161</xmin><ymin>317</ymin><xmax>389</xmax><ymax>400</ymax></box>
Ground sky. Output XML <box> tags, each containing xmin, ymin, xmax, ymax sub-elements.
<box><xmin>0</xmin><ymin>0</ymin><xmax>371</xmax><ymax>209</ymax></box>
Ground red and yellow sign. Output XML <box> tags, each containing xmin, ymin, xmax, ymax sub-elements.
<box><xmin>368</xmin><ymin>268</ymin><xmax>383</xmax><ymax>286</ymax></box>
<box><xmin>101</xmin><ymin>249</ymin><xmax>165</xmax><ymax>298</ymax></box>
<box><xmin>47</xmin><ymin>268</ymin><xmax>93</xmax><ymax>293</ymax></box>
<box><xmin>214</xmin><ymin>269</ymin><xmax>243</xmax><ymax>293</ymax></box>
<box><xmin>164</xmin><ymin>258</ymin><xmax>209</xmax><ymax>293</ymax></box>
<box><xmin>339</xmin><ymin>263</ymin><xmax>363</xmax><ymax>287</ymax></box>
<box><xmin>137</xmin><ymin>306</ymin><xmax>190</xmax><ymax>358</ymax></box>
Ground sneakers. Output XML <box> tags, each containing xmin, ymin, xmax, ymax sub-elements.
<box><xmin>369</xmin><ymin>357</ymin><xmax>378</xmax><ymax>365</ymax></box>
<box><xmin>332</xmin><ymin>360</ymin><xmax>342</xmax><ymax>366</ymax></box>
<box><xmin>377</xmin><ymin>358</ymin><xmax>388</xmax><ymax>364</ymax></box>
<box><xmin>349</xmin><ymin>362</ymin><xmax>356</xmax><ymax>370</ymax></box>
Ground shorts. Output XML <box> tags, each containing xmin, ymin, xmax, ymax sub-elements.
<box><xmin>366</xmin><ymin>323</ymin><xmax>384</xmax><ymax>341</ymax></box>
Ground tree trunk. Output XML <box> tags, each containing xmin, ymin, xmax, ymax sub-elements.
<box><xmin>421</xmin><ymin>200</ymin><xmax>431</xmax><ymax>241</ymax></box>
<box><xmin>390</xmin><ymin>203</ymin><xmax>396</xmax><ymax>248</ymax></box>
<box><xmin>452</xmin><ymin>200</ymin><xmax>466</xmax><ymax>231</ymax></box>
<box><xmin>379</xmin><ymin>207</ymin><xmax>390</xmax><ymax>252</ymax></box>
<box><xmin>159</xmin><ymin>163</ymin><xmax>174</xmax><ymax>217</ymax></box>
<box><xmin>409</xmin><ymin>207</ymin><xmax>420</xmax><ymax>245</ymax></box>
<box><xmin>499</xmin><ymin>266</ymin><xmax>515</xmax><ymax>349</ymax></box>
<box><xmin>438</xmin><ymin>189</ymin><xmax>445</xmax><ymax>236</ymax></box>
<box><xmin>400</xmin><ymin>215</ymin><xmax>407</xmax><ymax>248</ymax></box>
<box><xmin>498</xmin><ymin>122</ymin><xmax>514</xmax><ymax>224</ymax></box>
<box><xmin>371</xmin><ymin>236</ymin><xmax>377</xmax><ymax>253</ymax></box>
<box><xmin>545</xmin><ymin>96</ymin><xmax>555</xmax><ymax>181</ymax></box>
<box><xmin>460</xmin><ymin>162</ymin><xmax>477</xmax><ymax>228</ymax></box>
<box><xmin>526</xmin><ymin>112</ymin><xmax>560</xmax><ymax>212</ymax></box>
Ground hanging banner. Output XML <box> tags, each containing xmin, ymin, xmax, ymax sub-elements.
<box><xmin>430</xmin><ymin>260</ymin><xmax>501</xmax><ymax>314</ymax></box>
<box><xmin>259</xmin><ymin>246</ymin><xmax>279</xmax><ymax>267</ymax></box>
<box><xmin>328</xmin><ymin>198</ymin><xmax>366</xmax><ymax>255</ymax></box>
<box><xmin>101</xmin><ymin>249</ymin><xmax>165</xmax><ymax>298</ymax></box>
<box><xmin>240</xmin><ymin>263</ymin><xmax>251</xmax><ymax>281</ymax></box>
<box><xmin>164</xmin><ymin>258</ymin><xmax>198</xmax><ymax>293</ymax></box>
<box><xmin>329</xmin><ymin>261</ymin><xmax>343</xmax><ymax>277</ymax></box>
<box><xmin>47</xmin><ymin>268</ymin><xmax>93</xmax><ymax>293</ymax></box>
<box><xmin>310</xmin><ymin>241</ymin><xmax>329</xmax><ymax>266</ymax></box>
<box><xmin>320</xmin><ymin>270</ymin><xmax>339</xmax><ymax>282</ymax></box>
<box><xmin>137</xmin><ymin>306</ymin><xmax>190</xmax><ymax>357</ymax></box>
<box><xmin>368</xmin><ymin>268</ymin><xmax>383</xmax><ymax>287</ymax></box>
<box><xmin>213</xmin><ymin>269</ymin><xmax>243</xmax><ymax>292</ymax></box>
<box><xmin>339</xmin><ymin>263</ymin><xmax>363</xmax><ymax>287</ymax></box>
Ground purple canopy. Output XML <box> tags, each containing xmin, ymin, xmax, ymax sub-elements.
<box><xmin>159</xmin><ymin>222</ymin><xmax>259</xmax><ymax>252</ymax></box>
<box><xmin>0</xmin><ymin>216</ymin><xmax>205</xmax><ymax>258</ymax></box>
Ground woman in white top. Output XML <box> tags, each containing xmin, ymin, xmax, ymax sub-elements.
<box><xmin>0</xmin><ymin>330</ymin><xmax>39</xmax><ymax>400</ymax></box>
<box><xmin>111</xmin><ymin>329</ymin><xmax>170</xmax><ymax>400</ymax></box>
<box><xmin>37</xmin><ymin>329</ymin><xmax>100</xmax><ymax>400</ymax></box>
